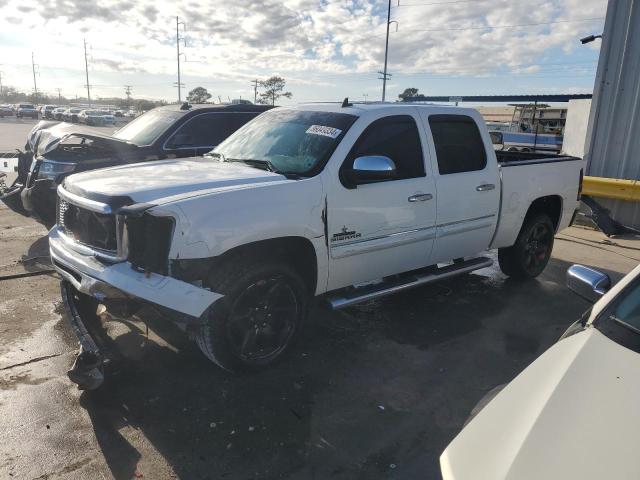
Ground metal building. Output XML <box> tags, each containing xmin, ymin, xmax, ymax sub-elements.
<box><xmin>584</xmin><ymin>0</ymin><xmax>640</xmax><ymax>227</ymax></box>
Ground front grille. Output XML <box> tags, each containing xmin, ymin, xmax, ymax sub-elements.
<box><xmin>57</xmin><ymin>198</ymin><xmax>117</xmax><ymax>252</ymax></box>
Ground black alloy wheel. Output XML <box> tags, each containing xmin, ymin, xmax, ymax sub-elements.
<box><xmin>226</xmin><ymin>275</ymin><xmax>299</xmax><ymax>363</ymax></box>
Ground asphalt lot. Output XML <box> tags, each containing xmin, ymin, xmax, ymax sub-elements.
<box><xmin>1</xmin><ymin>200</ymin><xmax>638</xmax><ymax>479</ymax></box>
<box><xmin>0</xmin><ymin>117</ymin><xmax>122</xmax><ymax>151</ymax></box>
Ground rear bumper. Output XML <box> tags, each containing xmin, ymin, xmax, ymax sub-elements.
<box><xmin>49</xmin><ymin>226</ymin><xmax>223</xmax><ymax>319</ymax></box>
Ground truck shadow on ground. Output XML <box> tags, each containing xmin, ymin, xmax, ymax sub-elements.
<box><xmin>76</xmin><ymin>257</ymin><xmax>592</xmax><ymax>480</ymax></box>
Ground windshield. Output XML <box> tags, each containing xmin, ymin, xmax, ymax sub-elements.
<box><xmin>596</xmin><ymin>278</ymin><xmax>640</xmax><ymax>353</ymax></box>
<box><xmin>113</xmin><ymin>108</ymin><xmax>183</xmax><ymax>146</ymax></box>
<box><xmin>213</xmin><ymin>109</ymin><xmax>357</xmax><ymax>176</ymax></box>
<box><xmin>20</xmin><ymin>104</ymin><xmax>34</xmax><ymax>109</ymax></box>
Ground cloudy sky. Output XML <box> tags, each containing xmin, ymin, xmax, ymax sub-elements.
<box><xmin>0</xmin><ymin>0</ymin><xmax>607</xmax><ymax>104</ymax></box>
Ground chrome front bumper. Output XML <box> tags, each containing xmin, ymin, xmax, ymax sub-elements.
<box><xmin>50</xmin><ymin>226</ymin><xmax>223</xmax><ymax>318</ymax></box>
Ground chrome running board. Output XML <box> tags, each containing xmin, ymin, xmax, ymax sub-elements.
<box><xmin>327</xmin><ymin>257</ymin><xmax>493</xmax><ymax>310</ymax></box>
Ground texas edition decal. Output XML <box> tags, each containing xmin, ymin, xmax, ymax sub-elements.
<box><xmin>331</xmin><ymin>226</ymin><xmax>362</xmax><ymax>242</ymax></box>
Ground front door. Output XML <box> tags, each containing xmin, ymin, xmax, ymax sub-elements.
<box><xmin>326</xmin><ymin>112</ymin><xmax>437</xmax><ymax>291</ymax></box>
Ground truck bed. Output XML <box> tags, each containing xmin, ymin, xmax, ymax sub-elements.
<box><xmin>495</xmin><ymin>150</ymin><xmax>580</xmax><ymax>165</ymax></box>
<box><xmin>496</xmin><ymin>150</ymin><xmax>580</xmax><ymax>165</ymax></box>
<box><xmin>490</xmin><ymin>153</ymin><xmax>584</xmax><ymax>250</ymax></box>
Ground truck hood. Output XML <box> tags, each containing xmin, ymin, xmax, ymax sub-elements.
<box><xmin>63</xmin><ymin>158</ymin><xmax>288</xmax><ymax>205</ymax></box>
<box><xmin>441</xmin><ymin>328</ymin><xmax>640</xmax><ymax>480</ymax></box>
<box><xmin>27</xmin><ymin>121</ymin><xmax>134</xmax><ymax>157</ymax></box>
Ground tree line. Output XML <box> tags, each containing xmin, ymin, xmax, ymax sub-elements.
<box><xmin>187</xmin><ymin>76</ymin><xmax>292</xmax><ymax>105</ymax></box>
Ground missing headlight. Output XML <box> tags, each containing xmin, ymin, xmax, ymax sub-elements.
<box><xmin>126</xmin><ymin>214</ymin><xmax>174</xmax><ymax>275</ymax></box>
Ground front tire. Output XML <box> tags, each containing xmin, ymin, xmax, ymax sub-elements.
<box><xmin>195</xmin><ymin>256</ymin><xmax>309</xmax><ymax>372</ymax></box>
<box><xmin>498</xmin><ymin>213</ymin><xmax>555</xmax><ymax>279</ymax></box>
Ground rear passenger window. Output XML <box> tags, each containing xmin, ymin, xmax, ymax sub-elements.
<box><xmin>170</xmin><ymin>113</ymin><xmax>231</xmax><ymax>148</ymax></box>
<box><xmin>429</xmin><ymin>115</ymin><xmax>487</xmax><ymax>174</ymax></box>
<box><xmin>344</xmin><ymin>115</ymin><xmax>425</xmax><ymax>181</ymax></box>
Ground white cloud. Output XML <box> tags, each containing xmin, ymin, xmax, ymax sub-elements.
<box><xmin>0</xmin><ymin>0</ymin><xmax>607</xmax><ymax>100</ymax></box>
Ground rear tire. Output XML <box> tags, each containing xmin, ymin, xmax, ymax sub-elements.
<box><xmin>195</xmin><ymin>255</ymin><xmax>309</xmax><ymax>372</ymax></box>
<box><xmin>498</xmin><ymin>213</ymin><xmax>555</xmax><ymax>279</ymax></box>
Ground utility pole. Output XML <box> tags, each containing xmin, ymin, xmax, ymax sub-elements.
<box><xmin>0</xmin><ymin>71</ymin><xmax>4</xmax><ymax>101</ymax></box>
<box><xmin>251</xmin><ymin>79</ymin><xmax>259</xmax><ymax>104</ymax></box>
<box><xmin>124</xmin><ymin>85</ymin><xmax>132</xmax><ymax>108</ymax></box>
<box><xmin>55</xmin><ymin>88</ymin><xmax>62</xmax><ymax>104</ymax></box>
<box><xmin>31</xmin><ymin>52</ymin><xmax>39</xmax><ymax>104</ymax></box>
<box><xmin>83</xmin><ymin>38</ymin><xmax>91</xmax><ymax>107</ymax></box>
<box><xmin>379</xmin><ymin>0</ymin><xmax>396</xmax><ymax>102</ymax></box>
<box><xmin>175</xmin><ymin>16</ymin><xmax>186</xmax><ymax>103</ymax></box>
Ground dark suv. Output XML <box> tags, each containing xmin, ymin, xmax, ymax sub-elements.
<box><xmin>20</xmin><ymin>103</ymin><xmax>273</xmax><ymax>226</ymax></box>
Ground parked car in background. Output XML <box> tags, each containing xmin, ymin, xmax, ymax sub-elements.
<box><xmin>42</xmin><ymin>105</ymin><xmax>58</xmax><ymax>119</ymax></box>
<box><xmin>50</xmin><ymin>102</ymin><xmax>584</xmax><ymax>387</ymax></box>
<box><xmin>53</xmin><ymin>107</ymin><xmax>67</xmax><ymax>120</ymax></box>
<box><xmin>114</xmin><ymin>110</ymin><xmax>124</xmax><ymax>117</ymax></box>
<box><xmin>78</xmin><ymin>109</ymin><xmax>106</xmax><ymax>126</ymax></box>
<box><xmin>20</xmin><ymin>103</ymin><xmax>273</xmax><ymax>226</ymax></box>
<box><xmin>124</xmin><ymin>109</ymin><xmax>137</xmax><ymax>118</ymax></box>
<box><xmin>62</xmin><ymin>107</ymin><xmax>82</xmax><ymax>123</ymax></box>
<box><xmin>98</xmin><ymin>110</ymin><xmax>115</xmax><ymax>125</ymax></box>
<box><xmin>0</xmin><ymin>105</ymin><xmax>13</xmax><ymax>117</ymax></box>
<box><xmin>441</xmin><ymin>262</ymin><xmax>640</xmax><ymax>480</ymax></box>
<box><xmin>16</xmin><ymin>104</ymin><xmax>39</xmax><ymax>119</ymax></box>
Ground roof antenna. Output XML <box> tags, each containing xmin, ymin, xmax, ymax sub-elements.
<box><xmin>341</xmin><ymin>97</ymin><xmax>352</xmax><ymax>108</ymax></box>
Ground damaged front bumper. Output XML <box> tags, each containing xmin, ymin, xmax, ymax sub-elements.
<box><xmin>50</xmin><ymin>226</ymin><xmax>223</xmax><ymax>318</ymax></box>
<box><xmin>50</xmin><ymin>226</ymin><xmax>223</xmax><ymax>389</ymax></box>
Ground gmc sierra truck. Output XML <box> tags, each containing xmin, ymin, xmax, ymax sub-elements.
<box><xmin>49</xmin><ymin>102</ymin><xmax>583</xmax><ymax>389</ymax></box>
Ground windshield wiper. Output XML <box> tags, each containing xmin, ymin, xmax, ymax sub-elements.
<box><xmin>609</xmin><ymin>315</ymin><xmax>640</xmax><ymax>335</ymax></box>
<box><xmin>205</xmin><ymin>151</ymin><xmax>225</xmax><ymax>161</ymax></box>
<box><xmin>225</xmin><ymin>158</ymin><xmax>301</xmax><ymax>179</ymax></box>
<box><xmin>230</xmin><ymin>158</ymin><xmax>277</xmax><ymax>172</ymax></box>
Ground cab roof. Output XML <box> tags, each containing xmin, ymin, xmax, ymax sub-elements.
<box><xmin>285</xmin><ymin>101</ymin><xmax>479</xmax><ymax>118</ymax></box>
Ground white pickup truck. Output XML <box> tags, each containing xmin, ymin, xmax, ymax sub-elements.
<box><xmin>49</xmin><ymin>102</ymin><xmax>583</xmax><ymax>387</ymax></box>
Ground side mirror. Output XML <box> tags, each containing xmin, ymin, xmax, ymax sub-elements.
<box><xmin>566</xmin><ymin>264</ymin><xmax>611</xmax><ymax>303</ymax></box>
<box><xmin>350</xmin><ymin>155</ymin><xmax>397</xmax><ymax>184</ymax></box>
<box><xmin>169</xmin><ymin>133</ymin><xmax>194</xmax><ymax>148</ymax></box>
<box><xmin>490</xmin><ymin>131</ymin><xmax>503</xmax><ymax>149</ymax></box>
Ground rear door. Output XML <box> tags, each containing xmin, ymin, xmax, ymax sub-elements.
<box><xmin>421</xmin><ymin>113</ymin><xmax>500</xmax><ymax>263</ymax></box>
<box><xmin>326</xmin><ymin>111</ymin><xmax>437</xmax><ymax>290</ymax></box>
<box><xmin>164</xmin><ymin>112</ymin><xmax>235</xmax><ymax>158</ymax></box>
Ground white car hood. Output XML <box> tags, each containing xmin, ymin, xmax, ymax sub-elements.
<box><xmin>441</xmin><ymin>328</ymin><xmax>640</xmax><ymax>480</ymax></box>
<box><xmin>63</xmin><ymin>158</ymin><xmax>288</xmax><ymax>204</ymax></box>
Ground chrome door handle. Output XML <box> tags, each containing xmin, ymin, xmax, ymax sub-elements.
<box><xmin>476</xmin><ymin>184</ymin><xmax>495</xmax><ymax>192</ymax></box>
<box><xmin>408</xmin><ymin>193</ymin><xmax>433</xmax><ymax>202</ymax></box>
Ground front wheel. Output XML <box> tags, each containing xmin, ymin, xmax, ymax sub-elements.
<box><xmin>498</xmin><ymin>213</ymin><xmax>555</xmax><ymax>279</ymax></box>
<box><xmin>195</xmin><ymin>258</ymin><xmax>309</xmax><ymax>372</ymax></box>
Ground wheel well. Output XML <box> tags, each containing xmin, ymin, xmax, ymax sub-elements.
<box><xmin>525</xmin><ymin>195</ymin><xmax>562</xmax><ymax>230</ymax></box>
<box><xmin>214</xmin><ymin>237</ymin><xmax>318</xmax><ymax>294</ymax></box>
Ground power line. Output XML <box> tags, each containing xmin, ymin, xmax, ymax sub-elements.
<box><xmin>175</xmin><ymin>16</ymin><xmax>186</xmax><ymax>102</ymax></box>
<box><xmin>397</xmin><ymin>17</ymin><xmax>605</xmax><ymax>33</ymax></box>
<box><xmin>397</xmin><ymin>0</ymin><xmax>516</xmax><ymax>6</ymax></box>
<box><xmin>381</xmin><ymin>0</ymin><xmax>395</xmax><ymax>101</ymax></box>
<box><xmin>31</xmin><ymin>52</ymin><xmax>39</xmax><ymax>104</ymax></box>
<box><xmin>124</xmin><ymin>85</ymin><xmax>132</xmax><ymax>107</ymax></box>
<box><xmin>251</xmin><ymin>79</ymin><xmax>258</xmax><ymax>103</ymax></box>
<box><xmin>83</xmin><ymin>38</ymin><xmax>91</xmax><ymax>107</ymax></box>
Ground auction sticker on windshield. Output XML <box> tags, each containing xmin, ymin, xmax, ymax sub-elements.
<box><xmin>306</xmin><ymin>125</ymin><xmax>342</xmax><ymax>139</ymax></box>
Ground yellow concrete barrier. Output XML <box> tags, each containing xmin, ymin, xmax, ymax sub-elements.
<box><xmin>582</xmin><ymin>176</ymin><xmax>640</xmax><ymax>201</ymax></box>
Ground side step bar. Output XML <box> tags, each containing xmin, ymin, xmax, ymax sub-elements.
<box><xmin>327</xmin><ymin>257</ymin><xmax>493</xmax><ymax>310</ymax></box>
